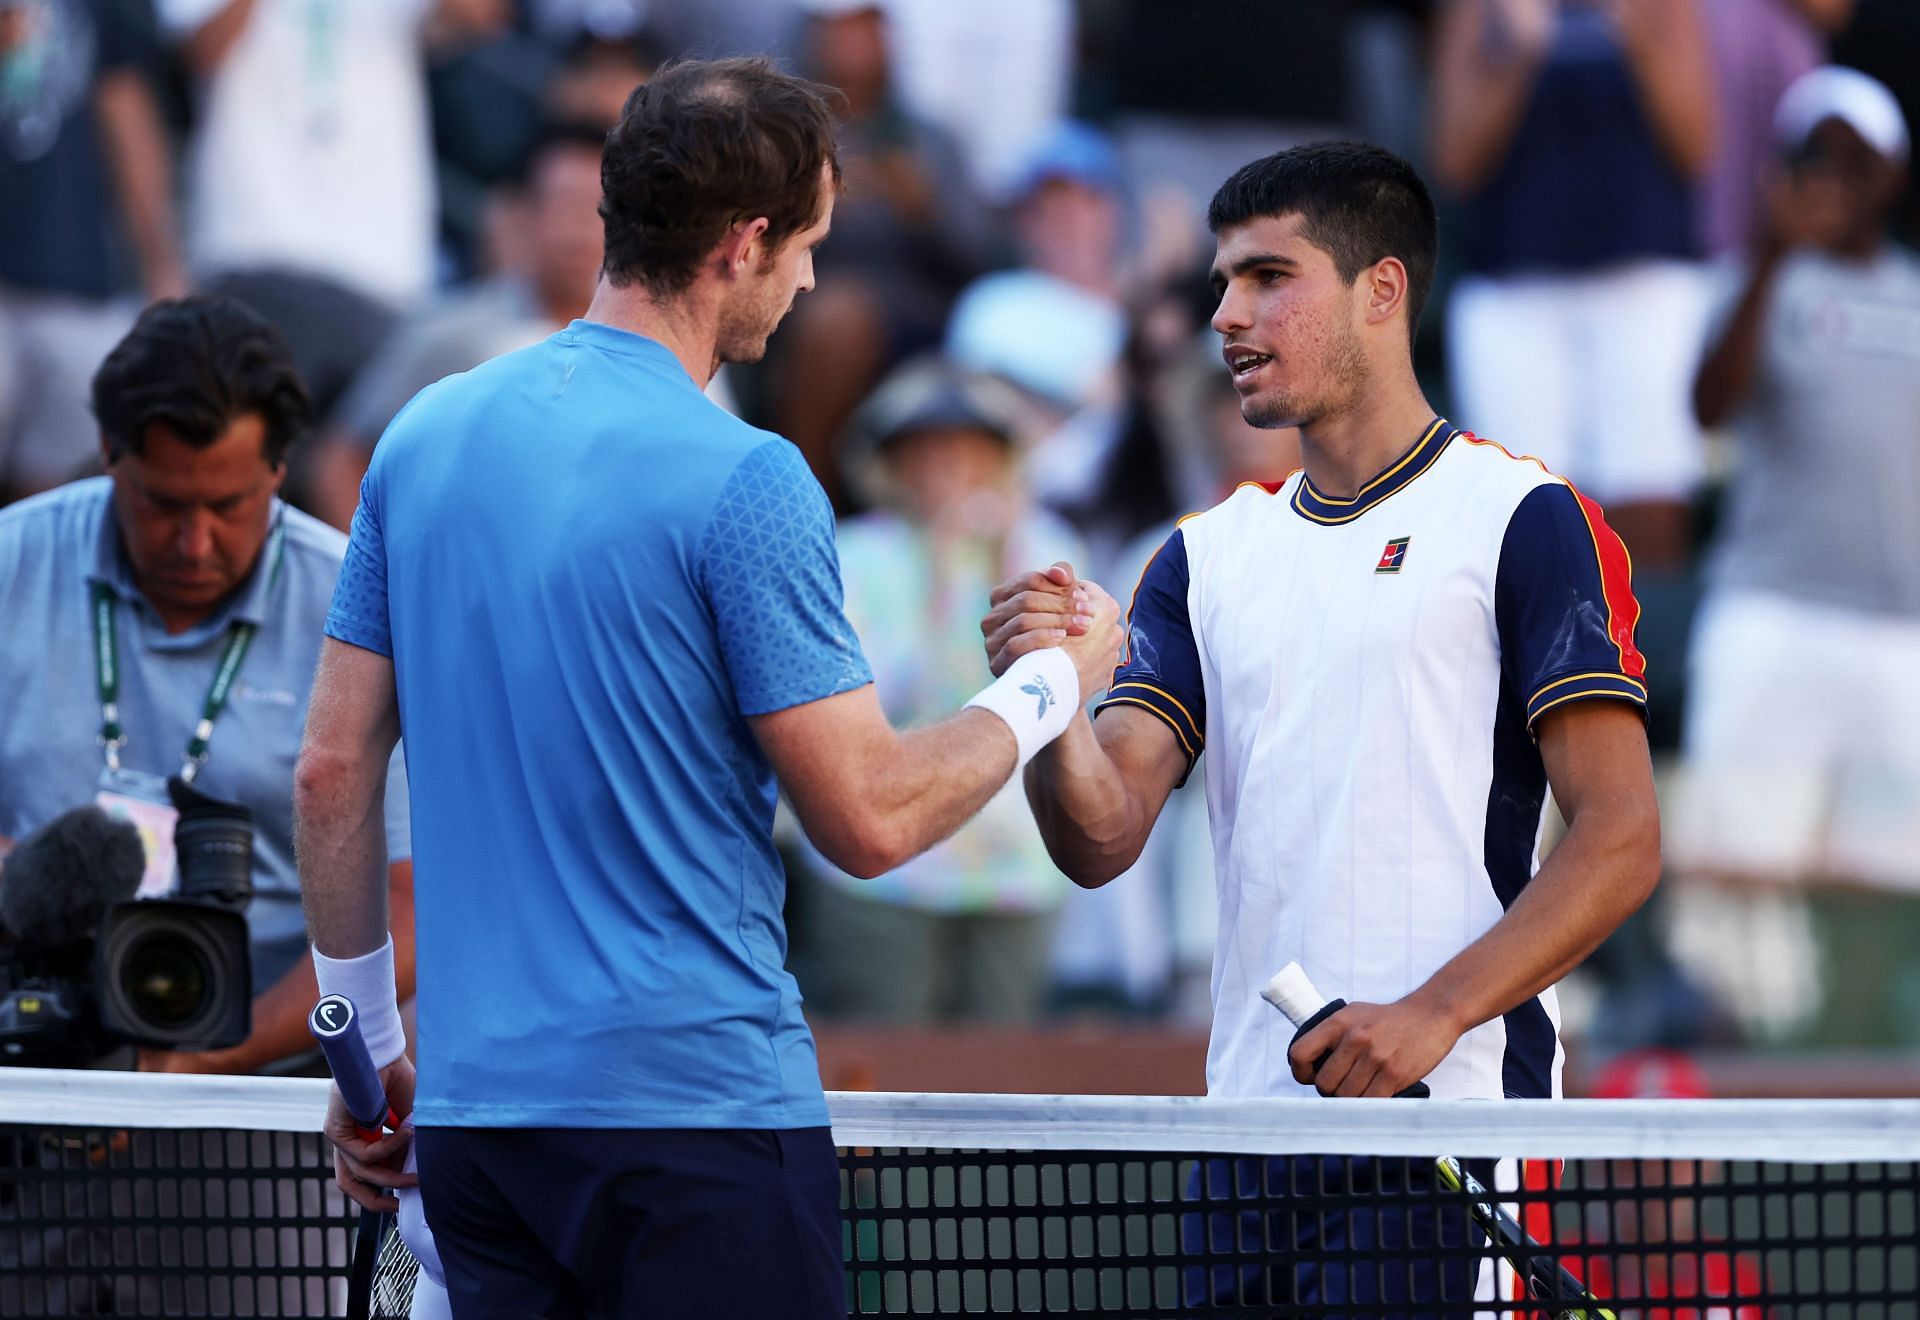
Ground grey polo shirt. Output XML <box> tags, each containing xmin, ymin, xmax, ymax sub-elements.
<box><xmin>0</xmin><ymin>477</ymin><xmax>410</xmax><ymax>994</ymax></box>
<box><xmin>1705</xmin><ymin>245</ymin><xmax>1920</xmax><ymax>617</ymax></box>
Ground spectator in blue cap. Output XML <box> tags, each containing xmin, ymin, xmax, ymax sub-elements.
<box><xmin>946</xmin><ymin>121</ymin><xmax>1131</xmax><ymax>517</ymax></box>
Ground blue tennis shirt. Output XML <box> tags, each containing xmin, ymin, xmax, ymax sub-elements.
<box><xmin>326</xmin><ymin>321</ymin><xmax>872</xmax><ymax>1129</ymax></box>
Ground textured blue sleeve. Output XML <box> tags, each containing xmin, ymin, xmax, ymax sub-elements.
<box><xmin>1094</xmin><ymin>527</ymin><xmax>1204</xmax><ymax>782</ymax></box>
<box><xmin>1495</xmin><ymin>483</ymin><xmax>1649</xmax><ymax>731</ymax></box>
<box><xmin>698</xmin><ymin>439</ymin><xmax>873</xmax><ymax>716</ymax></box>
<box><xmin>324</xmin><ymin>472</ymin><xmax>393</xmax><ymax>658</ymax></box>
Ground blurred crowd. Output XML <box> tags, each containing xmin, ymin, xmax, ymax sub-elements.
<box><xmin>4</xmin><ymin>0</ymin><xmax>1920</xmax><ymax>1066</ymax></box>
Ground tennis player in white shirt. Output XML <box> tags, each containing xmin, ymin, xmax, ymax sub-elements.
<box><xmin>982</xmin><ymin>142</ymin><xmax>1662</xmax><ymax>1310</ymax></box>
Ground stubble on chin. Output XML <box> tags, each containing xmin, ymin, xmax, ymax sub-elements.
<box><xmin>1242</xmin><ymin>336</ymin><xmax>1367</xmax><ymax>431</ymax></box>
<box><xmin>1241</xmin><ymin>390</ymin><xmax>1312</xmax><ymax>431</ymax></box>
<box><xmin>715</xmin><ymin>302</ymin><xmax>786</xmax><ymax>368</ymax></box>
<box><xmin>713</xmin><ymin>321</ymin><xmax>771</xmax><ymax>368</ymax></box>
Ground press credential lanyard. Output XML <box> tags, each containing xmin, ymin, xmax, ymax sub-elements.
<box><xmin>93</xmin><ymin>522</ymin><xmax>284</xmax><ymax>784</ymax></box>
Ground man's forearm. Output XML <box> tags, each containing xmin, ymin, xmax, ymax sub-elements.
<box><xmin>294</xmin><ymin>758</ymin><xmax>392</xmax><ymax>958</ymax></box>
<box><xmin>1026</xmin><ymin>716</ymin><xmax>1154</xmax><ymax>887</ymax></box>
<box><xmin>1619</xmin><ymin>10</ymin><xmax>1716</xmax><ymax>178</ymax></box>
<box><xmin>180</xmin><ymin>0</ymin><xmax>259</xmax><ymax>74</ymax></box>
<box><xmin>203</xmin><ymin>861</ymin><xmax>412</xmax><ymax>1073</ymax></box>
<box><xmin>1431</xmin><ymin>4</ymin><xmax>1550</xmax><ymax>193</ymax></box>
<box><xmin>1408</xmin><ymin>800</ymin><xmax>1660</xmax><ymax>1036</ymax></box>
<box><xmin>1694</xmin><ymin>253</ymin><xmax>1783</xmax><ymax>427</ymax></box>
<box><xmin>94</xmin><ymin>72</ymin><xmax>187</xmax><ymax>299</ymax></box>
<box><xmin>1787</xmin><ymin>0</ymin><xmax>1853</xmax><ymax>29</ymax></box>
<box><xmin>837</xmin><ymin>708</ymin><xmax>1017</xmax><ymax>878</ymax></box>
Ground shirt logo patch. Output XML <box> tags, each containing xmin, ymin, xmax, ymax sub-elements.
<box><xmin>1020</xmin><ymin>676</ymin><xmax>1056</xmax><ymax>720</ymax></box>
<box><xmin>1375</xmin><ymin>537</ymin><xmax>1411</xmax><ymax>574</ymax></box>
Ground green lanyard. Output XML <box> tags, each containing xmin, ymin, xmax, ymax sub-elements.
<box><xmin>93</xmin><ymin>522</ymin><xmax>284</xmax><ymax>784</ymax></box>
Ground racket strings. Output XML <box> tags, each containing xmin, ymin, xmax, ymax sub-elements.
<box><xmin>367</xmin><ymin>1220</ymin><xmax>424</xmax><ymax>1319</ymax></box>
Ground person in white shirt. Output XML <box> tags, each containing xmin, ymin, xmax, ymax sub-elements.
<box><xmin>159</xmin><ymin>0</ymin><xmax>503</xmax><ymax>308</ymax></box>
<box><xmin>982</xmin><ymin>142</ymin><xmax>1661</xmax><ymax>1309</ymax></box>
<box><xmin>879</xmin><ymin>0</ymin><xmax>1073</xmax><ymax>200</ymax></box>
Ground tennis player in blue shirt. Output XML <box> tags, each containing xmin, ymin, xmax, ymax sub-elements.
<box><xmin>295</xmin><ymin>58</ymin><xmax>1121</xmax><ymax>1319</ymax></box>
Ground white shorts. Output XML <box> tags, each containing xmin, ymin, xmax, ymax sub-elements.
<box><xmin>1668</xmin><ymin>588</ymin><xmax>1920</xmax><ymax>889</ymax></box>
<box><xmin>1446</xmin><ymin>261</ymin><xmax>1711</xmax><ymax>505</ymax></box>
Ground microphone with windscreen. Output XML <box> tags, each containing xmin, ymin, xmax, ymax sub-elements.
<box><xmin>0</xmin><ymin>806</ymin><xmax>144</xmax><ymax>949</ymax></box>
<box><xmin>0</xmin><ymin>801</ymin><xmax>252</xmax><ymax>1057</ymax></box>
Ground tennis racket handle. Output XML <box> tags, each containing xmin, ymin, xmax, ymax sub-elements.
<box><xmin>308</xmin><ymin>993</ymin><xmax>390</xmax><ymax>1132</ymax></box>
<box><xmin>1289</xmin><ymin>999</ymin><xmax>1432</xmax><ymax>1099</ymax></box>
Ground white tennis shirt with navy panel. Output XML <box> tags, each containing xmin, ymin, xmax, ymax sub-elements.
<box><xmin>1097</xmin><ymin>419</ymin><xmax>1646</xmax><ymax>1101</ymax></box>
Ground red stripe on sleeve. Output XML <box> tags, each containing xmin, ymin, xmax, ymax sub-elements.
<box><xmin>1568</xmin><ymin>487</ymin><xmax>1647</xmax><ymax>682</ymax></box>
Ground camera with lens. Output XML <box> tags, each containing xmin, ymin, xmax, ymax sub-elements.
<box><xmin>0</xmin><ymin>778</ymin><xmax>254</xmax><ymax>1066</ymax></box>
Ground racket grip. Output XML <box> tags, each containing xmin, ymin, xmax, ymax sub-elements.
<box><xmin>1289</xmin><ymin>999</ymin><xmax>1432</xmax><ymax>1099</ymax></box>
<box><xmin>308</xmin><ymin>993</ymin><xmax>390</xmax><ymax>1132</ymax></box>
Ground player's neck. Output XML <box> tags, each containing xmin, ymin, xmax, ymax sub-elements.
<box><xmin>583</xmin><ymin>277</ymin><xmax>722</xmax><ymax>388</ymax></box>
<box><xmin>1295</xmin><ymin>374</ymin><xmax>1437</xmax><ymax>501</ymax></box>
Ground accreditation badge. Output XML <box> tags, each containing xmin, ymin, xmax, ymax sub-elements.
<box><xmin>95</xmin><ymin>767</ymin><xmax>179</xmax><ymax>898</ymax></box>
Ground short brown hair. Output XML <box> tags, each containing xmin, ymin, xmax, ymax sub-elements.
<box><xmin>599</xmin><ymin>57</ymin><xmax>842</xmax><ymax>296</ymax></box>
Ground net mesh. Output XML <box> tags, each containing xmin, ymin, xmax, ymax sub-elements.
<box><xmin>0</xmin><ymin>1122</ymin><xmax>352</xmax><ymax>1317</ymax></box>
<box><xmin>0</xmin><ymin>1073</ymin><xmax>1915</xmax><ymax>1318</ymax></box>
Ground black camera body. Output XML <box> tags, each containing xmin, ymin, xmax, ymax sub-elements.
<box><xmin>0</xmin><ymin>779</ymin><xmax>254</xmax><ymax>1065</ymax></box>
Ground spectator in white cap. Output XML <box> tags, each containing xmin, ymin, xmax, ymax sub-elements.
<box><xmin>1677</xmin><ymin>66</ymin><xmax>1920</xmax><ymax>1046</ymax></box>
<box><xmin>794</xmin><ymin>357</ymin><xmax>1087</xmax><ymax>1025</ymax></box>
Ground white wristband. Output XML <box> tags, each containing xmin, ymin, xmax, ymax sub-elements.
<box><xmin>965</xmin><ymin>647</ymin><xmax>1081</xmax><ymax>768</ymax></box>
<box><xmin>312</xmin><ymin>936</ymin><xmax>407</xmax><ymax>1068</ymax></box>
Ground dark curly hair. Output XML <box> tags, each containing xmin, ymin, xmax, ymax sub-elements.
<box><xmin>91</xmin><ymin>296</ymin><xmax>311</xmax><ymax>468</ymax></box>
<box><xmin>1209</xmin><ymin>142</ymin><xmax>1438</xmax><ymax>341</ymax></box>
<box><xmin>599</xmin><ymin>57</ymin><xmax>842</xmax><ymax>296</ymax></box>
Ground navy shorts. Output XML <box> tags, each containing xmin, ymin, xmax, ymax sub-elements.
<box><xmin>414</xmin><ymin>1125</ymin><xmax>842</xmax><ymax>1320</ymax></box>
<box><xmin>1182</xmin><ymin>1154</ymin><xmax>1492</xmax><ymax>1315</ymax></box>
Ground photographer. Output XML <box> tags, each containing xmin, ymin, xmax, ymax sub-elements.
<box><xmin>0</xmin><ymin>295</ymin><xmax>413</xmax><ymax>1074</ymax></box>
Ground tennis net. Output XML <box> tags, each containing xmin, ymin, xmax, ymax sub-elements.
<box><xmin>1</xmin><ymin>1069</ymin><xmax>1915</xmax><ymax>1317</ymax></box>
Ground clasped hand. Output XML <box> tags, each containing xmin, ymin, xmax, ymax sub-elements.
<box><xmin>980</xmin><ymin>561</ymin><xmax>1124</xmax><ymax>701</ymax></box>
<box><xmin>324</xmin><ymin>1054</ymin><xmax>419</xmax><ymax>1212</ymax></box>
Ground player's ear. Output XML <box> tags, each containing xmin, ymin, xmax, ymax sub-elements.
<box><xmin>1362</xmin><ymin>256</ymin><xmax>1409</xmax><ymax>330</ymax></box>
<box><xmin>718</xmin><ymin>216</ymin><xmax>772</xmax><ymax>280</ymax></box>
